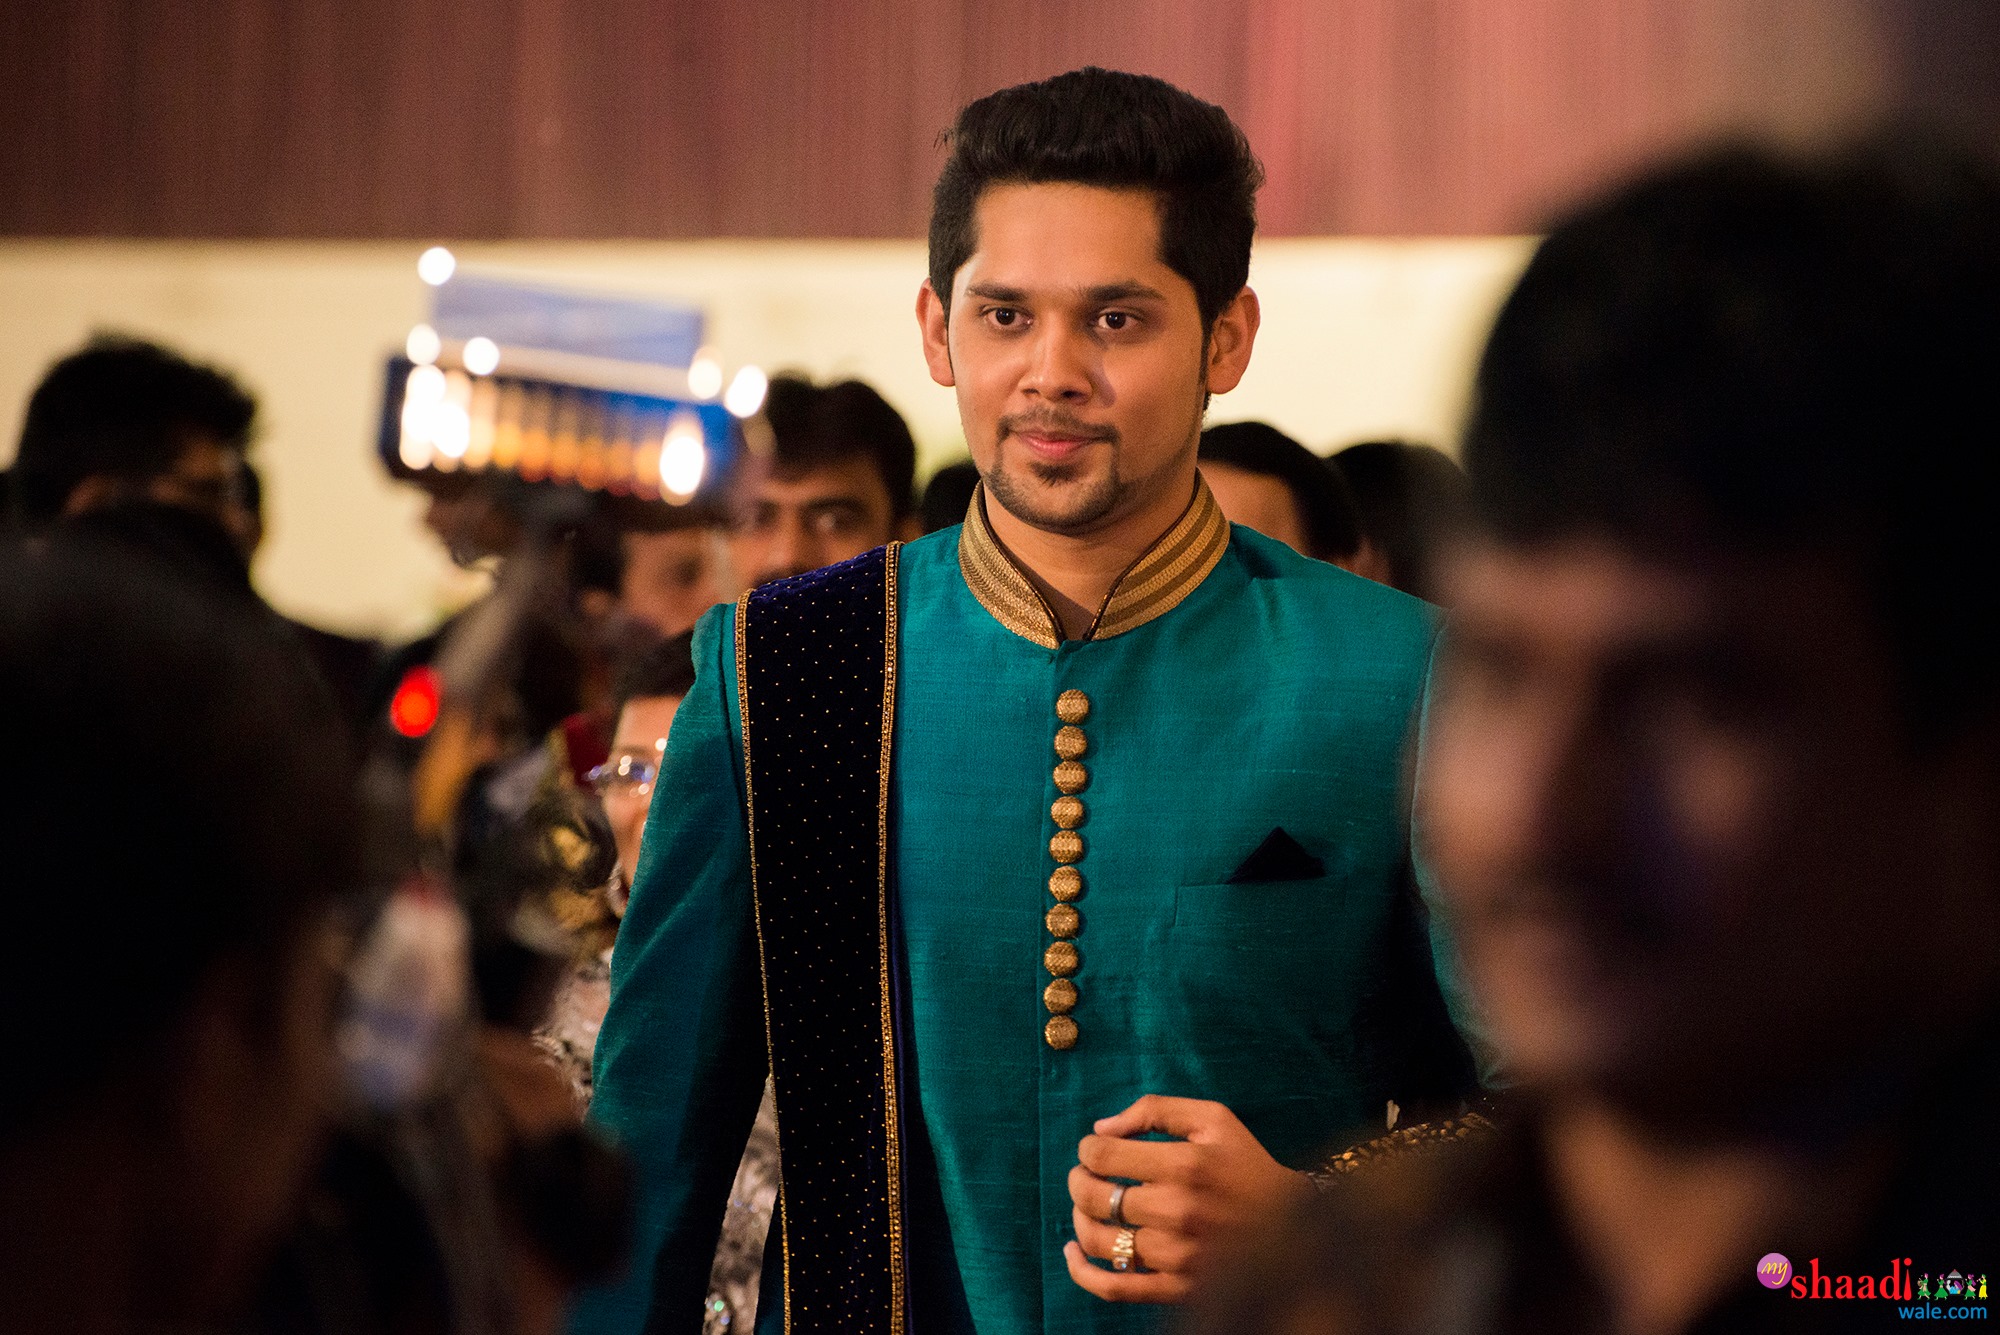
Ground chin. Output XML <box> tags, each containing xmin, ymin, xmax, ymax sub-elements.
<box><xmin>987</xmin><ymin>461</ymin><xmax>1124</xmax><ymax>534</ymax></box>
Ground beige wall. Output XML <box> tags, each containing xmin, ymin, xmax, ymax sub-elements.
<box><xmin>0</xmin><ymin>238</ymin><xmax>1530</xmax><ymax>639</ymax></box>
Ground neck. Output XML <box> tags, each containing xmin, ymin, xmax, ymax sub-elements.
<box><xmin>982</xmin><ymin>470</ymin><xmax>1199</xmax><ymax>641</ymax></box>
<box><xmin>1544</xmin><ymin>1094</ymin><xmax>1890</xmax><ymax>1335</ymax></box>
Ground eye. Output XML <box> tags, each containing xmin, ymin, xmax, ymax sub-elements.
<box><xmin>985</xmin><ymin>307</ymin><xmax>1022</xmax><ymax>329</ymax></box>
<box><xmin>1098</xmin><ymin>311</ymin><xmax>1131</xmax><ymax>332</ymax></box>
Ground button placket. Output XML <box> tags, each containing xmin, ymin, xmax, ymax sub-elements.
<box><xmin>1044</xmin><ymin>690</ymin><xmax>1092</xmax><ymax>1049</ymax></box>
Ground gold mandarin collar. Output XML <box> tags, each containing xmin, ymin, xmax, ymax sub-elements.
<box><xmin>956</xmin><ymin>474</ymin><xmax>1230</xmax><ymax>649</ymax></box>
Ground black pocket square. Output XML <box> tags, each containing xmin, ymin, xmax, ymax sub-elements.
<box><xmin>1226</xmin><ymin>828</ymin><xmax>1325</xmax><ymax>883</ymax></box>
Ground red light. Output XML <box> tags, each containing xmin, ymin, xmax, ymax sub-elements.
<box><xmin>389</xmin><ymin>665</ymin><xmax>441</xmax><ymax>738</ymax></box>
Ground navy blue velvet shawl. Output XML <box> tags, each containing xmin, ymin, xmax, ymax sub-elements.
<box><xmin>737</xmin><ymin>543</ymin><xmax>909</xmax><ymax>1335</ymax></box>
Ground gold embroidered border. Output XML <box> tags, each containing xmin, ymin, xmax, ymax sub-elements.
<box><xmin>956</xmin><ymin>475</ymin><xmax>1230</xmax><ymax>647</ymax></box>
<box><xmin>734</xmin><ymin>594</ymin><xmax>794</xmax><ymax>1335</ymax></box>
<box><xmin>877</xmin><ymin>541</ymin><xmax>907</xmax><ymax>1333</ymax></box>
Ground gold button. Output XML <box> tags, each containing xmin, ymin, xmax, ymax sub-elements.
<box><xmin>1045</xmin><ymin>1015</ymin><xmax>1078</xmax><ymax>1050</ymax></box>
<box><xmin>1044</xmin><ymin>979</ymin><xmax>1078</xmax><ymax>1014</ymax></box>
<box><xmin>1056</xmin><ymin>690</ymin><xmax>1091</xmax><ymax>725</ymax></box>
<box><xmin>1053</xmin><ymin>761</ymin><xmax>1089</xmax><ymax>794</ymax></box>
<box><xmin>1050</xmin><ymin>830</ymin><xmax>1083</xmax><ymax>864</ymax></box>
<box><xmin>1046</xmin><ymin>904</ymin><xmax>1080</xmax><ymax>938</ymax></box>
<box><xmin>1048</xmin><ymin>867</ymin><xmax>1082</xmax><ymax>902</ymax></box>
<box><xmin>1044</xmin><ymin>941</ymin><xmax>1080</xmax><ymax>976</ymax></box>
<box><xmin>1053</xmin><ymin>726</ymin><xmax>1087</xmax><ymax>761</ymax></box>
<box><xmin>1051</xmin><ymin>796</ymin><xmax>1084</xmax><ymax>829</ymax></box>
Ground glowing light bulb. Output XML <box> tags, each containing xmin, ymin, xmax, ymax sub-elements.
<box><xmin>405</xmin><ymin>323</ymin><xmax>441</xmax><ymax>366</ymax></box>
<box><xmin>687</xmin><ymin>347</ymin><xmax>724</xmax><ymax>400</ymax></box>
<box><xmin>724</xmin><ymin>365</ymin><xmax>768</xmax><ymax>419</ymax></box>
<box><xmin>659</xmin><ymin>415</ymin><xmax>707</xmax><ymax>499</ymax></box>
<box><xmin>405</xmin><ymin>363</ymin><xmax>447</xmax><ymax>404</ymax></box>
<box><xmin>433</xmin><ymin>403</ymin><xmax>471</xmax><ymax>459</ymax></box>
<box><xmin>462</xmin><ymin>336</ymin><xmax>499</xmax><ymax>376</ymax></box>
<box><xmin>417</xmin><ymin>246</ymin><xmax>456</xmax><ymax>285</ymax></box>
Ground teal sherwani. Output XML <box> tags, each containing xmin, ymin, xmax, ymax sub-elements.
<box><xmin>574</xmin><ymin>477</ymin><xmax>1473</xmax><ymax>1335</ymax></box>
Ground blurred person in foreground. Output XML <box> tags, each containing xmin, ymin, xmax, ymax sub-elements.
<box><xmin>1328</xmin><ymin>440</ymin><xmax>1471</xmax><ymax>605</ymax></box>
<box><xmin>725</xmin><ymin>372</ymin><xmax>918</xmax><ymax>588</ymax></box>
<box><xmin>0</xmin><ymin>539</ymin><xmax>358</xmax><ymax>1334</ymax></box>
<box><xmin>1187</xmin><ymin>132</ymin><xmax>2000</xmax><ymax>1335</ymax></box>
<box><xmin>1197</xmin><ymin>421</ymin><xmax>1364</xmax><ymax>569</ymax></box>
<box><xmin>578</xmin><ymin>68</ymin><xmax>1478</xmax><ymax>1335</ymax></box>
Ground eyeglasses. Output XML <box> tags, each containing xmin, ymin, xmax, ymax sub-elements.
<box><xmin>586</xmin><ymin>753</ymin><xmax>659</xmax><ymax>798</ymax></box>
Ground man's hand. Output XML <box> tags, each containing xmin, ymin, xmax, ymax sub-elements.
<box><xmin>1063</xmin><ymin>1094</ymin><xmax>1310</xmax><ymax>1304</ymax></box>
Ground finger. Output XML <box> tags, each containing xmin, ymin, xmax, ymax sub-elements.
<box><xmin>1077</xmin><ymin>1133</ymin><xmax>1198</xmax><ymax>1185</ymax></box>
<box><xmin>1062</xmin><ymin>1240</ymin><xmax>1194</xmax><ymax>1305</ymax></box>
<box><xmin>1092</xmin><ymin>1094</ymin><xmax>1224</xmax><ymax>1140</ymax></box>
<box><xmin>1067</xmin><ymin>1165</ymin><xmax>1167</xmax><ymax>1229</ymax></box>
<box><xmin>1071</xmin><ymin>1207</ymin><xmax>1196</xmax><ymax>1274</ymax></box>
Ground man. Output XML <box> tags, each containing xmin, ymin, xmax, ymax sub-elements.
<box><xmin>617</xmin><ymin>513</ymin><xmax>726</xmax><ymax>638</ymax></box>
<box><xmin>1326</xmin><ymin>439</ymin><xmax>1470</xmax><ymax>604</ymax></box>
<box><xmin>727</xmin><ymin>373</ymin><xmax>919</xmax><ymax>588</ymax></box>
<box><xmin>9</xmin><ymin>334</ymin><xmax>257</xmax><ymax>549</ymax></box>
<box><xmin>578</xmin><ymin>69</ymin><xmax>1474</xmax><ymax>1335</ymax></box>
<box><xmin>0</xmin><ymin>539</ymin><xmax>358</xmax><ymax>1334</ymax></box>
<box><xmin>1191</xmin><ymin>135</ymin><xmax>2000</xmax><ymax>1335</ymax></box>
<box><xmin>1197</xmin><ymin>421</ymin><xmax>1364</xmax><ymax>567</ymax></box>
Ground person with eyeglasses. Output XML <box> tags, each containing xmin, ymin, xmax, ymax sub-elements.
<box><xmin>558</xmin><ymin>631</ymin><xmax>781</xmax><ymax>1335</ymax></box>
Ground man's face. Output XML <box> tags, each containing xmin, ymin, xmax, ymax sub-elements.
<box><xmin>1200</xmin><ymin>462</ymin><xmax>1310</xmax><ymax>556</ymax></box>
<box><xmin>919</xmin><ymin>183</ymin><xmax>1257</xmax><ymax>538</ymax></box>
<box><xmin>620</xmin><ymin>528</ymin><xmax>723</xmax><ymax>637</ymax></box>
<box><xmin>600</xmin><ymin>694</ymin><xmax>682</xmax><ymax>884</ymax></box>
<box><xmin>728</xmin><ymin>455</ymin><xmax>897</xmax><ymax>588</ymax></box>
<box><xmin>1420</xmin><ymin>537</ymin><xmax>1998</xmax><ymax>1113</ymax></box>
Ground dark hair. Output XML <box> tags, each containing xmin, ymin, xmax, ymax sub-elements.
<box><xmin>760</xmin><ymin>374</ymin><xmax>918</xmax><ymax>518</ymax></box>
<box><xmin>1330</xmin><ymin>441</ymin><xmax>1471</xmax><ymax>603</ymax></box>
<box><xmin>1462</xmin><ymin>129</ymin><xmax>2000</xmax><ymax>739</ymax></box>
<box><xmin>0</xmin><ymin>539</ymin><xmax>357</xmax><ymax>1133</ymax></box>
<box><xmin>1199</xmin><ymin>421</ymin><xmax>1361</xmax><ymax>561</ymax></box>
<box><xmin>929</xmin><ymin>67</ymin><xmax>1263</xmax><ymax>329</ymax></box>
<box><xmin>612</xmin><ymin>630</ymin><xmax>698</xmax><ymax>715</ymax></box>
<box><xmin>918</xmin><ymin>457</ymin><xmax>981</xmax><ymax>535</ymax></box>
<box><xmin>12</xmin><ymin>335</ymin><xmax>257</xmax><ymax>525</ymax></box>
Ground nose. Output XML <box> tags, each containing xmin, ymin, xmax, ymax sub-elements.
<box><xmin>1022</xmin><ymin>324</ymin><xmax>1093</xmax><ymax>403</ymax></box>
<box><xmin>760</xmin><ymin>512</ymin><xmax>821</xmax><ymax>583</ymax></box>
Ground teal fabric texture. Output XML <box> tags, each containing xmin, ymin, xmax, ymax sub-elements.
<box><xmin>572</xmin><ymin>522</ymin><xmax>1469</xmax><ymax>1335</ymax></box>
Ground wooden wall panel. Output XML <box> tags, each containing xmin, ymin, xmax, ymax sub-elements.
<box><xmin>1</xmin><ymin>0</ymin><xmax>1992</xmax><ymax>238</ymax></box>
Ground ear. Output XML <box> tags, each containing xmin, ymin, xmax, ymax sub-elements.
<box><xmin>917</xmin><ymin>280</ymin><xmax>956</xmax><ymax>388</ymax></box>
<box><xmin>1203</xmin><ymin>287</ymin><xmax>1261</xmax><ymax>395</ymax></box>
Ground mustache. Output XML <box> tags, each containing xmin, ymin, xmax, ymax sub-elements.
<box><xmin>998</xmin><ymin>411</ymin><xmax>1119</xmax><ymax>445</ymax></box>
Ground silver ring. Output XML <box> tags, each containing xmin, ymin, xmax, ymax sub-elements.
<box><xmin>1107</xmin><ymin>1182</ymin><xmax>1130</xmax><ymax>1229</ymax></box>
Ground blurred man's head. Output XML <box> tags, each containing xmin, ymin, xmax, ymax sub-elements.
<box><xmin>417</xmin><ymin>473</ymin><xmax>524</xmax><ymax>568</ymax></box>
<box><xmin>1419</xmin><ymin>134</ymin><xmax>2000</xmax><ymax>1121</ymax></box>
<box><xmin>11</xmin><ymin>336</ymin><xmax>258</xmax><ymax>551</ymax></box>
<box><xmin>728</xmin><ymin>375</ymin><xmax>916</xmax><ymax>587</ymax></box>
<box><xmin>620</xmin><ymin>515</ymin><xmax>732</xmax><ymax>635</ymax></box>
<box><xmin>1329</xmin><ymin>440</ymin><xmax>1471</xmax><ymax>603</ymax></box>
<box><xmin>589</xmin><ymin>633</ymin><xmax>698</xmax><ymax>893</ymax></box>
<box><xmin>0</xmin><ymin>540</ymin><xmax>357</xmax><ymax>1323</ymax></box>
<box><xmin>1198</xmin><ymin>421</ymin><xmax>1361</xmax><ymax>565</ymax></box>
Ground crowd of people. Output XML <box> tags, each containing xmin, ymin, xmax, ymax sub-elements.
<box><xmin>3</xmin><ymin>64</ymin><xmax>1995</xmax><ymax>1335</ymax></box>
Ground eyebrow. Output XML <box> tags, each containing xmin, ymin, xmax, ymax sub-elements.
<box><xmin>963</xmin><ymin>281</ymin><xmax>1168</xmax><ymax>305</ymax></box>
